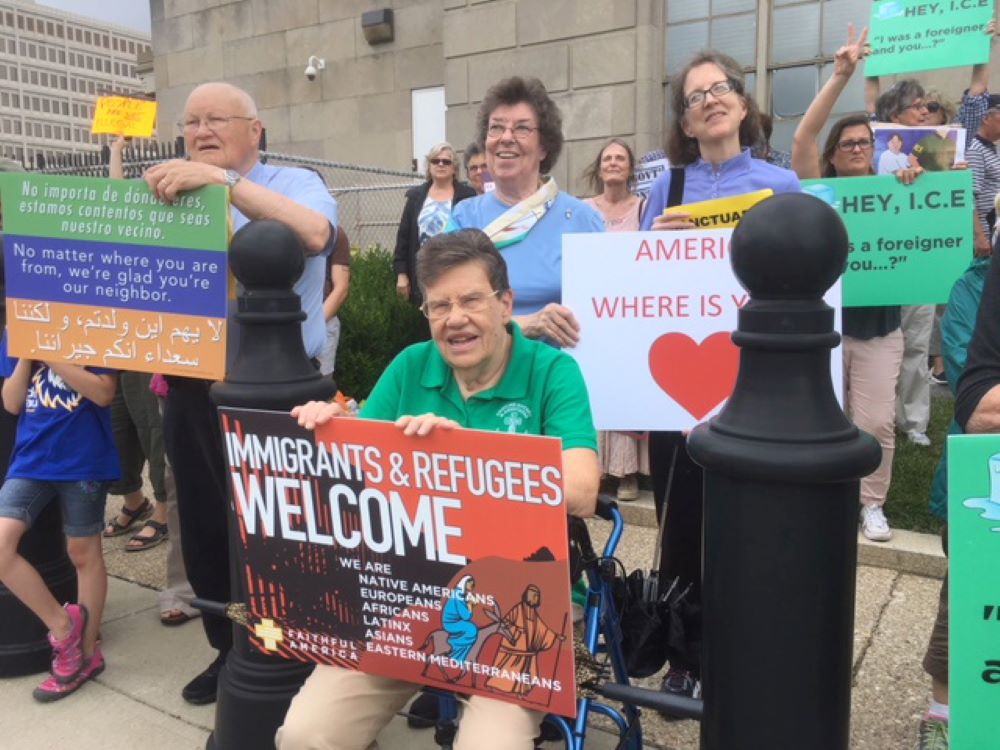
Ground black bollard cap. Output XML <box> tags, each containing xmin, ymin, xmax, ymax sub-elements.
<box><xmin>730</xmin><ymin>193</ymin><xmax>848</xmax><ymax>300</ymax></box>
<box><xmin>229</xmin><ymin>219</ymin><xmax>306</xmax><ymax>290</ymax></box>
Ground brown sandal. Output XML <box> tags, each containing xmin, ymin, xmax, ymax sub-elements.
<box><xmin>103</xmin><ymin>498</ymin><xmax>153</xmax><ymax>538</ymax></box>
<box><xmin>125</xmin><ymin>520</ymin><xmax>168</xmax><ymax>552</ymax></box>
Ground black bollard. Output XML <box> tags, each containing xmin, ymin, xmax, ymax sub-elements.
<box><xmin>206</xmin><ymin>220</ymin><xmax>336</xmax><ymax>750</ymax></box>
<box><xmin>686</xmin><ymin>193</ymin><xmax>882</xmax><ymax>750</ymax></box>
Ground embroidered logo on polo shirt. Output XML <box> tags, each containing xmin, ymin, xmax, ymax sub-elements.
<box><xmin>497</xmin><ymin>403</ymin><xmax>531</xmax><ymax>433</ymax></box>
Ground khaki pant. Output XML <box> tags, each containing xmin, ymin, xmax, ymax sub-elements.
<box><xmin>844</xmin><ymin>331</ymin><xmax>904</xmax><ymax>508</ymax></box>
<box><xmin>276</xmin><ymin>665</ymin><xmax>545</xmax><ymax>750</ymax></box>
<box><xmin>895</xmin><ymin>304</ymin><xmax>934</xmax><ymax>434</ymax></box>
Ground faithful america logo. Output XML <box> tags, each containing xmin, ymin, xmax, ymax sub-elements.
<box><xmin>497</xmin><ymin>403</ymin><xmax>531</xmax><ymax>433</ymax></box>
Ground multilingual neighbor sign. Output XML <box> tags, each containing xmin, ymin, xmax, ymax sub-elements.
<box><xmin>947</xmin><ymin>434</ymin><xmax>1000</xmax><ymax>749</ymax></box>
<box><xmin>0</xmin><ymin>173</ymin><xmax>229</xmax><ymax>379</ymax></box>
<box><xmin>220</xmin><ymin>408</ymin><xmax>577</xmax><ymax>717</ymax></box>
<box><xmin>562</xmin><ymin>229</ymin><xmax>842</xmax><ymax>431</ymax></box>
<box><xmin>803</xmin><ymin>171</ymin><xmax>973</xmax><ymax>306</ymax></box>
<box><xmin>866</xmin><ymin>0</ymin><xmax>994</xmax><ymax>77</ymax></box>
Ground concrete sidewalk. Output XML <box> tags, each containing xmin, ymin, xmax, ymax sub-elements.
<box><xmin>1</xmin><ymin>516</ymin><xmax>943</xmax><ymax>750</ymax></box>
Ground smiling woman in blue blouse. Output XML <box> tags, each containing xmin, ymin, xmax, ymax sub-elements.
<box><xmin>640</xmin><ymin>50</ymin><xmax>800</xmax><ymax>707</ymax></box>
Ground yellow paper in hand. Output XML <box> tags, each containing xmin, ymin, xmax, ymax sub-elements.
<box><xmin>91</xmin><ymin>96</ymin><xmax>157</xmax><ymax>138</ymax></box>
<box><xmin>665</xmin><ymin>189</ymin><xmax>774</xmax><ymax>229</ymax></box>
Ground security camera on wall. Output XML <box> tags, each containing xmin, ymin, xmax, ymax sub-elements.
<box><xmin>305</xmin><ymin>55</ymin><xmax>325</xmax><ymax>82</ymax></box>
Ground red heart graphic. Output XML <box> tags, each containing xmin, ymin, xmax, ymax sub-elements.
<box><xmin>648</xmin><ymin>332</ymin><xmax>740</xmax><ymax>420</ymax></box>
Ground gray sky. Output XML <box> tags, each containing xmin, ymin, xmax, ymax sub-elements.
<box><xmin>36</xmin><ymin>0</ymin><xmax>151</xmax><ymax>34</ymax></box>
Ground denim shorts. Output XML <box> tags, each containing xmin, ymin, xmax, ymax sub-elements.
<box><xmin>0</xmin><ymin>478</ymin><xmax>110</xmax><ymax>537</ymax></box>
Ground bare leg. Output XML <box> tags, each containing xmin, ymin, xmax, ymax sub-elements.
<box><xmin>67</xmin><ymin>535</ymin><xmax>107</xmax><ymax>657</ymax></box>
<box><xmin>0</xmin><ymin>518</ymin><xmax>71</xmax><ymax>637</ymax></box>
<box><xmin>932</xmin><ymin>678</ymin><xmax>948</xmax><ymax>705</ymax></box>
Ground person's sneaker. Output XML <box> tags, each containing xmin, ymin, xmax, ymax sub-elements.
<box><xmin>658</xmin><ymin>667</ymin><xmax>700</xmax><ymax>719</ymax></box>
<box><xmin>917</xmin><ymin>716</ymin><xmax>949</xmax><ymax>750</ymax></box>
<box><xmin>48</xmin><ymin>603</ymin><xmax>88</xmax><ymax>684</ymax></box>
<box><xmin>860</xmin><ymin>505</ymin><xmax>893</xmax><ymax>542</ymax></box>
<box><xmin>181</xmin><ymin>653</ymin><xmax>225</xmax><ymax>705</ymax></box>
<box><xmin>929</xmin><ymin>371</ymin><xmax>948</xmax><ymax>387</ymax></box>
<box><xmin>907</xmin><ymin>430</ymin><xmax>932</xmax><ymax>447</ymax></box>
<box><xmin>33</xmin><ymin>647</ymin><xmax>104</xmax><ymax>702</ymax></box>
<box><xmin>616</xmin><ymin>475</ymin><xmax>639</xmax><ymax>501</ymax></box>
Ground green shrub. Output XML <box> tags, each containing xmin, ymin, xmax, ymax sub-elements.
<box><xmin>336</xmin><ymin>245</ymin><xmax>424</xmax><ymax>400</ymax></box>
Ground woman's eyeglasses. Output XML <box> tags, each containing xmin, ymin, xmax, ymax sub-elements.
<box><xmin>429</xmin><ymin>158</ymin><xmax>453</xmax><ymax>166</ymax></box>
<box><xmin>837</xmin><ymin>138</ymin><xmax>874</xmax><ymax>152</ymax></box>
<box><xmin>683</xmin><ymin>80</ymin><xmax>738</xmax><ymax>110</ymax></box>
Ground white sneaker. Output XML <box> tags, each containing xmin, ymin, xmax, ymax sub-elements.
<box><xmin>860</xmin><ymin>505</ymin><xmax>893</xmax><ymax>542</ymax></box>
<box><xmin>907</xmin><ymin>430</ymin><xmax>931</xmax><ymax>447</ymax></box>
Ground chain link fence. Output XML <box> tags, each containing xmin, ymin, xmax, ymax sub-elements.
<box><xmin>31</xmin><ymin>146</ymin><xmax>423</xmax><ymax>252</ymax></box>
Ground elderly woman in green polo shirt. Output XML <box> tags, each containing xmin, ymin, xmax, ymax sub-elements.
<box><xmin>279</xmin><ymin>229</ymin><xmax>599</xmax><ymax>750</ymax></box>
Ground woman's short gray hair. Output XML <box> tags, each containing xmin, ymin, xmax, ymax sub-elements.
<box><xmin>416</xmin><ymin>229</ymin><xmax>510</xmax><ymax>295</ymax></box>
<box><xmin>875</xmin><ymin>79</ymin><xmax>926</xmax><ymax>123</ymax></box>
<box><xmin>424</xmin><ymin>142</ymin><xmax>456</xmax><ymax>182</ymax></box>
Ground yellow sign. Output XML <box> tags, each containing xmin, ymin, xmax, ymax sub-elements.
<box><xmin>665</xmin><ymin>189</ymin><xmax>774</xmax><ymax>229</ymax></box>
<box><xmin>91</xmin><ymin>96</ymin><xmax>157</xmax><ymax>138</ymax></box>
<box><xmin>254</xmin><ymin>618</ymin><xmax>284</xmax><ymax>651</ymax></box>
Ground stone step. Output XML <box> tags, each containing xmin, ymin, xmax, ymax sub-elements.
<box><xmin>613</xmin><ymin>490</ymin><xmax>946</xmax><ymax>579</ymax></box>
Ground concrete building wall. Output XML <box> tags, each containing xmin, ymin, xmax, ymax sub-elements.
<box><xmin>442</xmin><ymin>0</ymin><xmax>662</xmax><ymax>196</ymax></box>
<box><xmin>150</xmin><ymin>0</ymin><xmax>995</xmax><ymax>192</ymax></box>
<box><xmin>150</xmin><ymin>0</ymin><xmax>443</xmax><ymax>169</ymax></box>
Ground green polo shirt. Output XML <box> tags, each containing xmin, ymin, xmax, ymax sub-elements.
<box><xmin>360</xmin><ymin>323</ymin><xmax>597</xmax><ymax>451</ymax></box>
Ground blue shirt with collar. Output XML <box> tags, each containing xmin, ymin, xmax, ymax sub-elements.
<box><xmin>234</xmin><ymin>162</ymin><xmax>338</xmax><ymax>358</ymax></box>
<box><xmin>639</xmin><ymin>148</ymin><xmax>801</xmax><ymax>230</ymax></box>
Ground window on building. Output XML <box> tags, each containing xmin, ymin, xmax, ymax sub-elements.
<box><xmin>43</xmin><ymin>124</ymin><xmax>51</xmax><ymax>138</ymax></box>
<box><xmin>25</xmin><ymin>17</ymin><xmax>33</xmax><ymax>32</ymax></box>
<box><xmin>29</xmin><ymin>70</ymin><xmax>37</xmax><ymax>85</ymax></box>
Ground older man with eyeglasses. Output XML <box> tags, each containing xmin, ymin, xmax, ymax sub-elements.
<box><xmin>144</xmin><ymin>81</ymin><xmax>338</xmax><ymax>706</ymax></box>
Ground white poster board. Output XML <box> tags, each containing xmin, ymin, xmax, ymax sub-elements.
<box><xmin>563</xmin><ymin>230</ymin><xmax>842</xmax><ymax>431</ymax></box>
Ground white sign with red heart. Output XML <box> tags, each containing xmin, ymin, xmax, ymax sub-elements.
<box><xmin>562</xmin><ymin>230</ymin><xmax>842</xmax><ymax>431</ymax></box>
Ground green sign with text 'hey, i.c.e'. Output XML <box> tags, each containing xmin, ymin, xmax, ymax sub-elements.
<box><xmin>802</xmin><ymin>171</ymin><xmax>972</xmax><ymax>306</ymax></box>
<box><xmin>866</xmin><ymin>0</ymin><xmax>994</xmax><ymax>77</ymax></box>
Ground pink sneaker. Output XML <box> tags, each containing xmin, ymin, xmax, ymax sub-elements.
<box><xmin>33</xmin><ymin>646</ymin><xmax>104</xmax><ymax>702</ymax></box>
<box><xmin>48</xmin><ymin>603</ymin><xmax>88</xmax><ymax>684</ymax></box>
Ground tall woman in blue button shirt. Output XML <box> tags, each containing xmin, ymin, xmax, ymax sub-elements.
<box><xmin>639</xmin><ymin>50</ymin><xmax>800</xmax><ymax>705</ymax></box>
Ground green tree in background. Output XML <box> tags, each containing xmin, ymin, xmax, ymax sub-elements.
<box><xmin>336</xmin><ymin>246</ymin><xmax>424</xmax><ymax>400</ymax></box>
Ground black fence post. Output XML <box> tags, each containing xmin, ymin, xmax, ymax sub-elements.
<box><xmin>205</xmin><ymin>220</ymin><xmax>336</xmax><ymax>749</ymax></box>
<box><xmin>687</xmin><ymin>193</ymin><xmax>882</xmax><ymax>750</ymax></box>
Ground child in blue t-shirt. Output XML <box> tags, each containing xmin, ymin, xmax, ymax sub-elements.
<box><xmin>0</xmin><ymin>334</ymin><xmax>119</xmax><ymax>701</ymax></box>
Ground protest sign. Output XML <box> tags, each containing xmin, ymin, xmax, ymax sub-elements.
<box><xmin>220</xmin><ymin>407</ymin><xmax>577</xmax><ymax>717</ymax></box>
<box><xmin>947</xmin><ymin>434</ymin><xmax>1000</xmax><ymax>749</ymax></box>
<box><xmin>634</xmin><ymin>157</ymin><xmax>669</xmax><ymax>199</ymax></box>
<box><xmin>0</xmin><ymin>173</ymin><xmax>229</xmax><ymax>379</ymax></box>
<box><xmin>866</xmin><ymin>0</ymin><xmax>994</xmax><ymax>77</ymax></box>
<box><xmin>562</xmin><ymin>230</ymin><xmax>842</xmax><ymax>431</ymax></box>
<box><xmin>873</xmin><ymin>125</ymin><xmax>966</xmax><ymax>174</ymax></box>
<box><xmin>802</xmin><ymin>171</ymin><xmax>972</xmax><ymax>306</ymax></box>
<box><xmin>91</xmin><ymin>96</ymin><xmax>158</xmax><ymax>138</ymax></box>
<box><xmin>665</xmin><ymin>189</ymin><xmax>774</xmax><ymax>229</ymax></box>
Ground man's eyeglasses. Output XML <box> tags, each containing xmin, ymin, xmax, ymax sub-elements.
<box><xmin>420</xmin><ymin>290</ymin><xmax>502</xmax><ymax>320</ymax></box>
<box><xmin>837</xmin><ymin>138</ymin><xmax>874</xmax><ymax>152</ymax></box>
<box><xmin>683</xmin><ymin>80</ymin><xmax>739</xmax><ymax>110</ymax></box>
<box><xmin>178</xmin><ymin>115</ymin><xmax>255</xmax><ymax>134</ymax></box>
<box><xmin>429</xmin><ymin>158</ymin><xmax>453</xmax><ymax>166</ymax></box>
<box><xmin>467</xmin><ymin>163</ymin><xmax>487</xmax><ymax>172</ymax></box>
<box><xmin>486</xmin><ymin>123</ymin><xmax>539</xmax><ymax>141</ymax></box>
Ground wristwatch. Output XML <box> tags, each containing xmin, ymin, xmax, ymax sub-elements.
<box><xmin>223</xmin><ymin>169</ymin><xmax>241</xmax><ymax>189</ymax></box>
